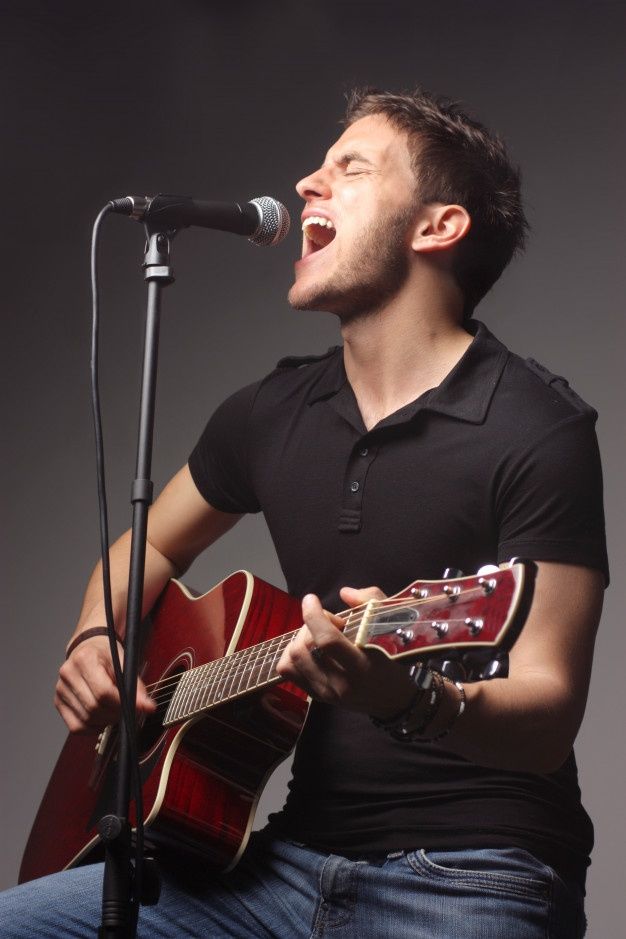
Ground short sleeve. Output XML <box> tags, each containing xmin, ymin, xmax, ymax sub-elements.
<box><xmin>495</xmin><ymin>415</ymin><xmax>609</xmax><ymax>584</ymax></box>
<box><xmin>188</xmin><ymin>381</ymin><xmax>262</xmax><ymax>514</ymax></box>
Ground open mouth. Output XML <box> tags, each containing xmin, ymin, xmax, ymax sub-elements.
<box><xmin>301</xmin><ymin>216</ymin><xmax>336</xmax><ymax>259</ymax></box>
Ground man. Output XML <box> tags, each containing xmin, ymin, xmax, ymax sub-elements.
<box><xmin>2</xmin><ymin>89</ymin><xmax>607</xmax><ymax>937</ymax></box>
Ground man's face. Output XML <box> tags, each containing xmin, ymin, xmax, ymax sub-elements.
<box><xmin>288</xmin><ymin>114</ymin><xmax>419</xmax><ymax>320</ymax></box>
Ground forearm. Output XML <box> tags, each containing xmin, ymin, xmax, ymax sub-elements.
<box><xmin>70</xmin><ymin>529</ymin><xmax>178</xmax><ymax>647</ymax></box>
<box><xmin>427</xmin><ymin>669</ymin><xmax>582</xmax><ymax>774</ymax></box>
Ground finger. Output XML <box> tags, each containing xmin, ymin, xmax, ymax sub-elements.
<box><xmin>339</xmin><ymin>585</ymin><xmax>387</xmax><ymax>607</ymax></box>
<box><xmin>301</xmin><ymin>595</ymin><xmax>363</xmax><ymax>674</ymax></box>
<box><xmin>69</xmin><ymin>638</ymin><xmax>155</xmax><ymax>716</ymax></box>
<box><xmin>276</xmin><ymin>622</ymin><xmax>334</xmax><ymax>691</ymax></box>
<box><xmin>83</xmin><ymin>657</ymin><xmax>155</xmax><ymax>716</ymax></box>
<box><xmin>68</xmin><ymin>646</ymin><xmax>121</xmax><ymax>710</ymax></box>
<box><xmin>55</xmin><ymin>676</ymin><xmax>94</xmax><ymax>727</ymax></box>
<box><xmin>56</xmin><ymin>665</ymin><xmax>120</xmax><ymax>728</ymax></box>
<box><xmin>137</xmin><ymin>676</ymin><xmax>157</xmax><ymax>712</ymax></box>
<box><xmin>54</xmin><ymin>695</ymin><xmax>92</xmax><ymax>734</ymax></box>
<box><xmin>58</xmin><ymin>641</ymin><xmax>121</xmax><ymax>729</ymax></box>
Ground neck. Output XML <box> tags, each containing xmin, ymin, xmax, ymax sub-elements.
<box><xmin>340</xmin><ymin>284</ymin><xmax>472</xmax><ymax>430</ymax></box>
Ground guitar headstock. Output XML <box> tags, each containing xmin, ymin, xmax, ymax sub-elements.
<box><xmin>352</xmin><ymin>561</ymin><xmax>533</xmax><ymax>661</ymax></box>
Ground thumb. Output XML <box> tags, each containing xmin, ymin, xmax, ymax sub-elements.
<box><xmin>340</xmin><ymin>585</ymin><xmax>387</xmax><ymax>608</ymax></box>
<box><xmin>137</xmin><ymin>675</ymin><xmax>157</xmax><ymax>712</ymax></box>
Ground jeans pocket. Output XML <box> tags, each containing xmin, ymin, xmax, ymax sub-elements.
<box><xmin>406</xmin><ymin>847</ymin><xmax>552</xmax><ymax>901</ymax></box>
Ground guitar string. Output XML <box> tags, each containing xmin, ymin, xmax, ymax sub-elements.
<box><xmin>147</xmin><ymin>611</ymin><xmax>494</xmax><ymax>712</ymax></box>
<box><xmin>150</xmin><ymin>618</ymin><xmax>488</xmax><ymax>710</ymax></box>
<box><xmin>143</xmin><ymin>586</ymin><xmax>493</xmax><ymax>708</ymax></box>
<box><xmin>141</xmin><ymin>585</ymin><xmax>486</xmax><ymax>699</ymax></box>
<box><xmin>141</xmin><ymin>594</ymin><xmax>414</xmax><ymax>696</ymax></box>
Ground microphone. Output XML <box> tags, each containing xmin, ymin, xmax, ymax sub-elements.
<box><xmin>109</xmin><ymin>194</ymin><xmax>290</xmax><ymax>247</ymax></box>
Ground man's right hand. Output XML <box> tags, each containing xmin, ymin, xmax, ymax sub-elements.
<box><xmin>55</xmin><ymin>636</ymin><xmax>156</xmax><ymax>733</ymax></box>
<box><xmin>55</xmin><ymin>465</ymin><xmax>244</xmax><ymax>734</ymax></box>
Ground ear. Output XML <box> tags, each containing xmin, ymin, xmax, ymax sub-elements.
<box><xmin>411</xmin><ymin>204</ymin><xmax>471</xmax><ymax>254</ymax></box>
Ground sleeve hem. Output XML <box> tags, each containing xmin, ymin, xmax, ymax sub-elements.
<box><xmin>187</xmin><ymin>455</ymin><xmax>259</xmax><ymax>514</ymax></box>
<box><xmin>497</xmin><ymin>540</ymin><xmax>609</xmax><ymax>587</ymax></box>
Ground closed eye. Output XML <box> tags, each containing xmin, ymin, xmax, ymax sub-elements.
<box><xmin>337</xmin><ymin>150</ymin><xmax>375</xmax><ymax>175</ymax></box>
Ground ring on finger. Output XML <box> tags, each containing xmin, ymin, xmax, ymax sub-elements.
<box><xmin>310</xmin><ymin>645</ymin><xmax>325</xmax><ymax>664</ymax></box>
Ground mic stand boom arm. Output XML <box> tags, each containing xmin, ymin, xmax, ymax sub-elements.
<box><xmin>97</xmin><ymin>226</ymin><xmax>175</xmax><ymax>938</ymax></box>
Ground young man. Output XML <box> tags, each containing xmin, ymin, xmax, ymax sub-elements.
<box><xmin>2</xmin><ymin>90</ymin><xmax>607</xmax><ymax>937</ymax></box>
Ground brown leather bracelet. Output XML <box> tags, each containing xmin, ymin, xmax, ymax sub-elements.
<box><xmin>65</xmin><ymin>627</ymin><xmax>124</xmax><ymax>659</ymax></box>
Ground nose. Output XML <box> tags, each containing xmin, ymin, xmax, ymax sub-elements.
<box><xmin>295</xmin><ymin>165</ymin><xmax>331</xmax><ymax>201</ymax></box>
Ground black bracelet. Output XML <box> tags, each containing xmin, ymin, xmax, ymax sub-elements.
<box><xmin>371</xmin><ymin>666</ymin><xmax>445</xmax><ymax>742</ymax></box>
<box><xmin>420</xmin><ymin>676</ymin><xmax>466</xmax><ymax>742</ymax></box>
<box><xmin>65</xmin><ymin>627</ymin><xmax>124</xmax><ymax>659</ymax></box>
<box><xmin>370</xmin><ymin>686</ymin><xmax>425</xmax><ymax>732</ymax></box>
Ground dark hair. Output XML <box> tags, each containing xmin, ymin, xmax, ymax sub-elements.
<box><xmin>344</xmin><ymin>88</ymin><xmax>528</xmax><ymax>316</ymax></box>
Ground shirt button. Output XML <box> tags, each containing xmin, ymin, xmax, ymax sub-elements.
<box><xmin>359</xmin><ymin>447</ymin><xmax>369</xmax><ymax>457</ymax></box>
<box><xmin>350</xmin><ymin>481</ymin><xmax>360</xmax><ymax>493</ymax></box>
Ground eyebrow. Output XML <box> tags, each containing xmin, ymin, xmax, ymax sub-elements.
<box><xmin>334</xmin><ymin>149</ymin><xmax>376</xmax><ymax>167</ymax></box>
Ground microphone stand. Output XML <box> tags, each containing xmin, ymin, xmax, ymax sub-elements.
<box><xmin>97</xmin><ymin>225</ymin><xmax>175</xmax><ymax>938</ymax></box>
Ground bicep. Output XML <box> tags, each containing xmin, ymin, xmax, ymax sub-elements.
<box><xmin>146</xmin><ymin>464</ymin><xmax>243</xmax><ymax>573</ymax></box>
<box><xmin>508</xmin><ymin>561</ymin><xmax>604</xmax><ymax>725</ymax></box>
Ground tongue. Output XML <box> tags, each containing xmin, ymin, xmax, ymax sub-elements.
<box><xmin>306</xmin><ymin>224</ymin><xmax>336</xmax><ymax>249</ymax></box>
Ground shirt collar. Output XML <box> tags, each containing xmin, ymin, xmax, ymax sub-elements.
<box><xmin>306</xmin><ymin>320</ymin><xmax>509</xmax><ymax>426</ymax></box>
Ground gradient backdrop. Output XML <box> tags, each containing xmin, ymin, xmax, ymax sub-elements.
<box><xmin>1</xmin><ymin>2</ymin><xmax>624</xmax><ymax>935</ymax></box>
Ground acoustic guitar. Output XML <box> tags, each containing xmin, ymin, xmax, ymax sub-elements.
<box><xmin>19</xmin><ymin>561</ymin><xmax>533</xmax><ymax>883</ymax></box>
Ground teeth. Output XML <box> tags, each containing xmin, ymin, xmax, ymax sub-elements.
<box><xmin>302</xmin><ymin>216</ymin><xmax>335</xmax><ymax>232</ymax></box>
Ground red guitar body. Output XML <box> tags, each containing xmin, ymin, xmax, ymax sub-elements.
<box><xmin>19</xmin><ymin>572</ymin><xmax>308</xmax><ymax>883</ymax></box>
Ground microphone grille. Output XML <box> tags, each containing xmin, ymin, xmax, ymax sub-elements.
<box><xmin>249</xmin><ymin>196</ymin><xmax>291</xmax><ymax>247</ymax></box>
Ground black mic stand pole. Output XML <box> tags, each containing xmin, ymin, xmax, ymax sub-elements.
<box><xmin>97</xmin><ymin>226</ymin><xmax>175</xmax><ymax>938</ymax></box>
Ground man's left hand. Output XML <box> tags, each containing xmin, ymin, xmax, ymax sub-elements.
<box><xmin>276</xmin><ymin>586</ymin><xmax>416</xmax><ymax>719</ymax></box>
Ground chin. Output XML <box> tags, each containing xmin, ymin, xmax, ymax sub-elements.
<box><xmin>288</xmin><ymin>280</ymin><xmax>329</xmax><ymax>312</ymax></box>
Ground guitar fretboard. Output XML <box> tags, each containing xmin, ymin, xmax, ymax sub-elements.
<box><xmin>164</xmin><ymin>611</ymin><xmax>357</xmax><ymax>726</ymax></box>
<box><xmin>162</xmin><ymin>570</ymin><xmax>517</xmax><ymax>727</ymax></box>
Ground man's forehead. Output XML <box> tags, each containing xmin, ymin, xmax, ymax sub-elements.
<box><xmin>323</xmin><ymin>114</ymin><xmax>409</xmax><ymax>166</ymax></box>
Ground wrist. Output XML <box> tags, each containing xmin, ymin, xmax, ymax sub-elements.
<box><xmin>370</xmin><ymin>665</ymin><xmax>466</xmax><ymax>743</ymax></box>
<box><xmin>369</xmin><ymin>675</ymin><xmax>418</xmax><ymax>722</ymax></box>
<box><xmin>65</xmin><ymin>627</ymin><xmax>124</xmax><ymax>659</ymax></box>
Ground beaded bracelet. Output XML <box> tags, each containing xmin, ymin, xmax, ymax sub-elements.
<box><xmin>65</xmin><ymin>627</ymin><xmax>124</xmax><ymax>660</ymax></box>
<box><xmin>421</xmin><ymin>675</ymin><xmax>466</xmax><ymax>742</ymax></box>
<box><xmin>371</xmin><ymin>666</ymin><xmax>445</xmax><ymax>742</ymax></box>
<box><xmin>371</xmin><ymin>669</ymin><xmax>466</xmax><ymax>743</ymax></box>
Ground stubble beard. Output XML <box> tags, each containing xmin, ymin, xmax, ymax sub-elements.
<box><xmin>288</xmin><ymin>206</ymin><xmax>414</xmax><ymax>325</ymax></box>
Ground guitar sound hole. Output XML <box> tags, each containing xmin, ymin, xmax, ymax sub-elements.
<box><xmin>139</xmin><ymin>667</ymin><xmax>185</xmax><ymax>756</ymax></box>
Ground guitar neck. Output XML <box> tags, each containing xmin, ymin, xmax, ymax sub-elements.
<box><xmin>163</xmin><ymin>609</ymin><xmax>359</xmax><ymax>727</ymax></box>
<box><xmin>163</xmin><ymin>564</ymin><xmax>527</xmax><ymax>727</ymax></box>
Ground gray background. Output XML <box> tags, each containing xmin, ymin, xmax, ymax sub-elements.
<box><xmin>1</xmin><ymin>1</ymin><xmax>623</xmax><ymax>934</ymax></box>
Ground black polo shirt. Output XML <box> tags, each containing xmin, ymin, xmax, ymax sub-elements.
<box><xmin>188</xmin><ymin>320</ymin><xmax>608</xmax><ymax>883</ymax></box>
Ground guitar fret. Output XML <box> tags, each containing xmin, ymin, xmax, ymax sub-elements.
<box><xmin>188</xmin><ymin>662</ymin><xmax>210</xmax><ymax>717</ymax></box>
<box><xmin>245</xmin><ymin>639</ymin><xmax>263</xmax><ymax>692</ymax></box>
<box><xmin>181</xmin><ymin>665</ymin><xmax>203</xmax><ymax>720</ymax></box>
<box><xmin>237</xmin><ymin>642</ymin><xmax>261</xmax><ymax>693</ymax></box>
<box><xmin>182</xmin><ymin>668</ymin><xmax>201</xmax><ymax>719</ymax></box>
<box><xmin>222</xmin><ymin>655</ymin><xmax>240</xmax><ymax>703</ymax></box>
<box><xmin>267</xmin><ymin>636</ymin><xmax>284</xmax><ymax>684</ymax></box>
<box><xmin>213</xmin><ymin>647</ymin><xmax>232</xmax><ymax>706</ymax></box>
<box><xmin>235</xmin><ymin>643</ymin><xmax>255</xmax><ymax>696</ymax></box>
<box><xmin>167</xmin><ymin>672</ymin><xmax>187</xmax><ymax>723</ymax></box>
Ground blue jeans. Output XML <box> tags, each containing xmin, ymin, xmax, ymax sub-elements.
<box><xmin>0</xmin><ymin>832</ymin><xmax>586</xmax><ymax>938</ymax></box>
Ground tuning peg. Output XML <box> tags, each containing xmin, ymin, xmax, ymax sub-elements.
<box><xmin>442</xmin><ymin>567</ymin><xmax>464</xmax><ymax>579</ymax></box>
<box><xmin>438</xmin><ymin>659</ymin><xmax>467</xmax><ymax>682</ymax></box>
<box><xmin>476</xmin><ymin>564</ymin><xmax>500</xmax><ymax>575</ymax></box>
<box><xmin>479</xmin><ymin>655</ymin><xmax>509</xmax><ymax>680</ymax></box>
